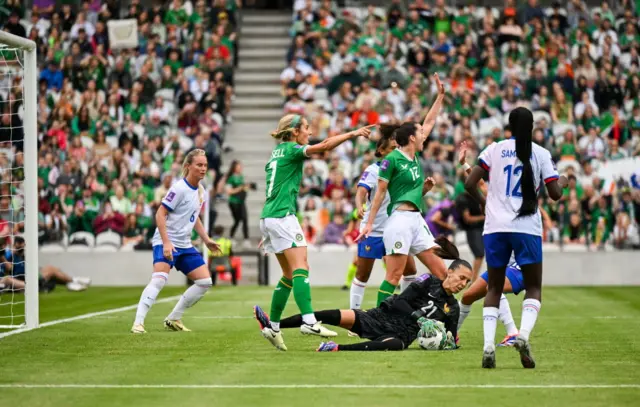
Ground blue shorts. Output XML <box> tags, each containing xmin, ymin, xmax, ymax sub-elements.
<box><xmin>357</xmin><ymin>236</ymin><xmax>385</xmax><ymax>259</ymax></box>
<box><xmin>152</xmin><ymin>245</ymin><xmax>205</xmax><ymax>275</ymax></box>
<box><xmin>483</xmin><ymin>232</ymin><xmax>542</xmax><ymax>268</ymax></box>
<box><xmin>480</xmin><ymin>265</ymin><xmax>525</xmax><ymax>295</ymax></box>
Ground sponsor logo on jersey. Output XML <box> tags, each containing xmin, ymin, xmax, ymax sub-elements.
<box><xmin>166</xmin><ymin>191</ymin><xmax>176</xmax><ymax>202</ymax></box>
<box><xmin>394</xmin><ymin>241</ymin><xmax>402</xmax><ymax>249</ymax></box>
<box><xmin>444</xmin><ymin>303</ymin><xmax>450</xmax><ymax>314</ymax></box>
<box><xmin>295</xmin><ymin>233</ymin><xmax>303</xmax><ymax>242</ymax></box>
<box><xmin>400</xmin><ymin>164</ymin><xmax>408</xmax><ymax>170</ymax></box>
<box><xmin>381</xmin><ymin>159</ymin><xmax>390</xmax><ymax>170</ymax></box>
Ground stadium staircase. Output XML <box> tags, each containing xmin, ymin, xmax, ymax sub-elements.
<box><xmin>220</xmin><ymin>10</ymin><xmax>291</xmax><ymax>242</ymax></box>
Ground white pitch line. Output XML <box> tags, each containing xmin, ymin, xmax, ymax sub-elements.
<box><xmin>0</xmin><ymin>384</ymin><xmax>638</xmax><ymax>390</ymax></box>
<box><xmin>0</xmin><ymin>295</ymin><xmax>182</xmax><ymax>340</ymax></box>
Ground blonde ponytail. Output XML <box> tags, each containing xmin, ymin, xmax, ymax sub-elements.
<box><xmin>182</xmin><ymin>149</ymin><xmax>206</xmax><ymax>177</ymax></box>
<box><xmin>270</xmin><ymin>114</ymin><xmax>303</xmax><ymax>141</ymax></box>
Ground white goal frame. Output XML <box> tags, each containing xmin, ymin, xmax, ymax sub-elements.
<box><xmin>0</xmin><ymin>32</ymin><xmax>38</xmax><ymax>329</ymax></box>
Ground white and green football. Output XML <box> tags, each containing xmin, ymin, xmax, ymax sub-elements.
<box><xmin>417</xmin><ymin>318</ymin><xmax>448</xmax><ymax>350</ymax></box>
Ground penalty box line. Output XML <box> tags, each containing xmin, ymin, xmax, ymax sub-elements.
<box><xmin>0</xmin><ymin>384</ymin><xmax>638</xmax><ymax>389</ymax></box>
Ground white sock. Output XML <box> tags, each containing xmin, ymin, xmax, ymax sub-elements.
<box><xmin>519</xmin><ymin>298</ymin><xmax>541</xmax><ymax>341</ymax></box>
<box><xmin>400</xmin><ymin>274</ymin><xmax>417</xmax><ymax>292</ymax></box>
<box><xmin>271</xmin><ymin>321</ymin><xmax>280</xmax><ymax>331</ymax></box>
<box><xmin>350</xmin><ymin>278</ymin><xmax>367</xmax><ymax>309</ymax></box>
<box><xmin>302</xmin><ymin>313</ymin><xmax>317</xmax><ymax>325</ymax></box>
<box><xmin>483</xmin><ymin>307</ymin><xmax>499</xmax><ymax>352</ymax></box>
<box><xmin>166</xmin><ymin>278</ymin><xmax>212</xmax><ymax>321</ymax></box>
<box><xmin>134</xmin><ymin>272</ymin><xmax>169</xmax><ymax>325</ymax></box>
<box><xmin>458</xmin><ymin>302</ymin><xmax>472</xmax><ymax>331</ymax></box>
<box><xmin>498</xmin><ymin>294</ymin><xmax>518</xmax><ymax>336</ymax></box>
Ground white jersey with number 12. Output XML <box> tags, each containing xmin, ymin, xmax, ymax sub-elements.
<box><xmin>478</xmin><ymin>139</ymin><xmax>558</xmax><ymax>237</ymax></box>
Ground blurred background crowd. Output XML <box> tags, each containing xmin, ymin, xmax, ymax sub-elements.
<box><xmin>0</xmin><ymin>0</ymin><xmax>637</xmax><ymax>258</ymax></box>
<box><xmin>0</xmin><ymin>0</ymin><xmax>240</xmax><ymax>250</ymax></box>
<box><xmin>283</xmin><ymin>0</ymin><xmax>640</xmax><ymax>250</ymax></box>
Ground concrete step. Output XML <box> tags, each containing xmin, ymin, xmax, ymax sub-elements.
<box><xmin>237</xmin><ymin>62</ymin><xmax>284</xmax><ymax>74</ymax></box>
<box><xmin>235</xmin><ymin>84</ymin><xmax>280</xmax><ymax>97</ymax></box>
<box><xmin>239</xmin><ymin>47</ymin><xmax>287</xmax><ymax>59</ymax></box>
<box><xmin>233</xmin><ymin>108</ymin><xmax>283</xmax><ymax>121</ymax></box>
<box><xmin>240</xmin><ymin>37</ymin><xmax>292</xmax><ymax>48</ymax></box>
<box><xmin>243</xmin><ymin>13</ymin><xmax>292</xmax><ymax>25</ymax></box>
<box><xmin>233</xmin><ymin>96</ymin><xmax>282</xmax><ymax>109</ymax></box>
<box><xmin>235</xmin><ymin>72</ymin><xmax>280</xmax><ymax>84</ymax></box>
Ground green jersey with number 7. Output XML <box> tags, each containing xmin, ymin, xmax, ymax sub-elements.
<box><xmin>261</xmin><ymin>142</ymin><xmax>308</xmax><ymax>219</ymax></box>
<box><xmin>378</xmin><ymin>149</ymin><xmax>425</xmax><ymax>215</ymax></box>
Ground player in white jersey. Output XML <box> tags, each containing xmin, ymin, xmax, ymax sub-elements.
<box><xmin>349</xmin><ymin>129</ymin><xmax>418</xmax><ymax>312</ymax></box>
<box><xmin>131</xmin><ymin>149</ymin><xmax>220</xmax><ymax>334</ymax></box>
<box><xmin>465</xmin><ymin>107</ymin><xmax>567</xmax><ymax>369</ymax></box>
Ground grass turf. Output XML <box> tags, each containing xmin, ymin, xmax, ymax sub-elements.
<box><xmin>0</xmin><ymin>286</ymin><xmax>639</xmax><ymax>407</ymax></box>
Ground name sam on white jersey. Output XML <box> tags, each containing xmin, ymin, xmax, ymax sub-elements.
<box><xmin>478</xmin><ymin>139</ymin><xmax>558</xmax><ymax>237</ymax></box>
<box><xmin>151</xmin><ymin>178</ymin><xmax>205</xmax><ymax>248</ymax></box>
<box><xmin>357</xmin><ymin>163</ymin><xmax>390</xmax><ymax>237</ymax></box>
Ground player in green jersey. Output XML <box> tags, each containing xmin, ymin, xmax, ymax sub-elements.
<box><xmin>357</xmin><ymin>74</ymin><xmax>456</xmax><ymax>306</ymax></box>
<box><xmin>254</xmin><ymin>113</ymin><xmax>374</xmax><ymax>351</ymax></box>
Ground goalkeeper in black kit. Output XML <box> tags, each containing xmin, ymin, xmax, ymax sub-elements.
<box><xmin>254</xmin><ymin>238</ymin><xmax>472</xmax><ymax>352</ymax></box>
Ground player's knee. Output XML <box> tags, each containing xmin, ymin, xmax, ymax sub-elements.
<box><xmin>381</xmin><ymin>337</ymin><xmax>404</xmax><ymax>351</ymax></box>
<box><xmin>193</xmin><ymin>277</ymin><xmax>213</xmax><ymax>289</ymax></box>
<box><xmin>150</xmin><ymin>272</ymin><xmax>169</xmax><ymax>290</ymax></box>
<box><xmin>355</xmin><ymin>269</ymin><xmax>370</xmax><ymax>282</ymax></box>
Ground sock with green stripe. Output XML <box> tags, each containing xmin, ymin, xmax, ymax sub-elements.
<box><xmin>344</xmin><ymin>262</ymin><xmax>357</xmax><ymax>287</ymax></box>
<box><xmin>377</xmin><ymin>280</ymin><xmax>397</xmax><ymax>306</ymax></box>
<box><xmin>269</xmin><ymin>276</ymin><xmax>292</xmax><ymax>331</ymax></box>
<box><xmin>292</xmin><ymin>269</ymin><xmax>317</xmax><ymax>325</ymax></box>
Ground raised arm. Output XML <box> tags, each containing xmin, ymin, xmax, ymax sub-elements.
<box><xmin>305</xmin><ymin>125</ymin><xmax>374</xmax><ymax>155</ymax></box>
<box><xmin>421</xmin><ymin>73</ymin><xmax>446</xmax><ymax>138</ymax></box>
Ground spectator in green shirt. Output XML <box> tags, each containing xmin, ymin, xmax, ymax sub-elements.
<box><xmin>68</xmin><ymin>201</ymin><xmax>95</xmax><ymax>235</ymax></box>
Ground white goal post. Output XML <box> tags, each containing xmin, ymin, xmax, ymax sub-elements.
<box><xmin>0</xmin><ymin>31</ymin><xmax>38</xmax><ymax>330</ymax></box>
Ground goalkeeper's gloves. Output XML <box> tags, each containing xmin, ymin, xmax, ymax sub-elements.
<box><xmin>442</xmin><ymin>331</ymin><xmax>458</xmax><ymax>350</ymax></box>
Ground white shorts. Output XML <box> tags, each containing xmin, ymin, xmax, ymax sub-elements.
<box><xmin>383</xmin><ymin>211</ymin><xmax>438</xmax><ymax>256</ymax></box>
<box><xmin>260</xmin><ymin>215</ymin><xmax>307</xmax><ymax>254</ymax></box>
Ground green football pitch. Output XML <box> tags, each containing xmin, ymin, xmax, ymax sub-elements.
<box><xmin>1</xmin><ymin>286</ymin><xmax>639</xmax><ymax>407</ymax></box>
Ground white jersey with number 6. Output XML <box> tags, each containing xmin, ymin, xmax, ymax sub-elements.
<box><xmin>357</xmin><ymin>162</ymin><xmax>390</xmax><ymax>237</ymax></box>
<box><xmin>478</xmin><ymin>139</ymin><xmax>558</xmax><ymax>237</ymax></box>
<box><xmin>151</xmin><ymin>178</ymin><xmax>205</xmax><ymax>248</ymax></box>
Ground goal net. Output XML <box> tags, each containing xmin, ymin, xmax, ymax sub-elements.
<box><xmin>0</xmin><ymin>32</ymin><xmax>38</xmax><ymax>331</ymax></box>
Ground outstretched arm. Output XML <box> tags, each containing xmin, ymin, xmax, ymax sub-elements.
<box><xmin>306</xmin><ymin>125</ymin><xmax>374</xmax><ymax>155</ymax></box>
<box><xmin>421</xmin><ymin>73</ymin><xmax>446</xmax><ymax>138</ymax></box>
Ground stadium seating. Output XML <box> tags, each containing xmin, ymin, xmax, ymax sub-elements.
<box><xmin>283</xmin><ymin>1</ymin><xmax>639</xmax><ymax>250</ymax></box>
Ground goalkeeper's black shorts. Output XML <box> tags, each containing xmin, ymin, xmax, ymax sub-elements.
<box><xmin>353</xmin><ymin>308</ymin><xmax>418</xmax><ymax>349</ymax></box>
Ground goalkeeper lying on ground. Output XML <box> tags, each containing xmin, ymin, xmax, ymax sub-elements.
<box><xmin>253</xmin><ymin>255</ymin><xmax>471</xmax><ymax>352</ymax></box>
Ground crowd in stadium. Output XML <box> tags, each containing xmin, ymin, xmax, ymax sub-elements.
<box><xmin>0</xmin><ymin>0</ymin><xmax>241</xmax><ymax>250</ymax></box>
<box><xmin>0</xmin><ymin>0</ymin><xmax>637</xmax><ymax>255</ymax></box>
<box><xmin>285</xmin><ymin>0</ymin><xmax>640</xmax><ymax>250</ymax></box>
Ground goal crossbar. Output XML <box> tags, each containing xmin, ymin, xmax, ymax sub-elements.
<box><xmin>0</xmin><ymin>31</ymin><xmax>38</xmax><ymax>329</ymax></box>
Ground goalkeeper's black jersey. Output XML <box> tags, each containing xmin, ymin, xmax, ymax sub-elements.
<box><xmin>379</xmin><ymin>274</ymin><xmax>460</xmax><ymax>338</ymax></box>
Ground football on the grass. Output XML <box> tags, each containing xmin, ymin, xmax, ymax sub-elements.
<box><xmin>417</xmin><ymin>319</ymin><xmax>447</xmax><ymax>350</ymax></box>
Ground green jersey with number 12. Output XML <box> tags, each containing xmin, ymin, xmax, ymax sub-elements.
<box><xmin>378</xmin><ymin>149</ymin><xmax>425</xmax><ymax>215</ymax></box>
<box><xmin>261</xmin><ymin>142</ymin><xmax>308</xmax><ymax>219</ymax></box>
